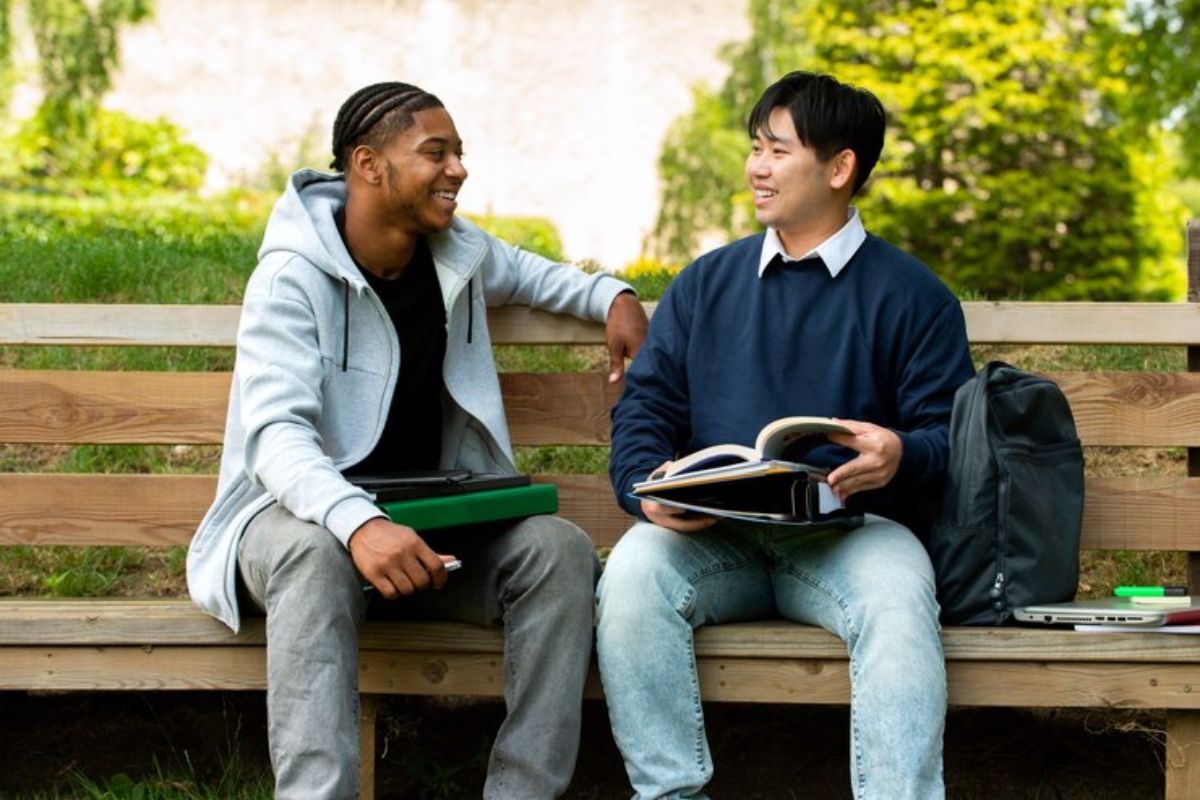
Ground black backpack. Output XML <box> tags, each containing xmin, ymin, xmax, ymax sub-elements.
<box><xmin>929</xmin><ymin>361</ymin><xmax>1085</xmax><ymax>625</ymax></box>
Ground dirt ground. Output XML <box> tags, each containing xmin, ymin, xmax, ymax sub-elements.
<box><xmin>0</xmin><ymin>691</ymin><xmax>1168</xmax><ymax>799</ymax></box>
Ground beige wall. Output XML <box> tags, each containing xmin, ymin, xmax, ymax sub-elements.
<box><xmin>59</xmin><ymin>0</ymin><xmax>749</xmax><ymax>267</ymax></box>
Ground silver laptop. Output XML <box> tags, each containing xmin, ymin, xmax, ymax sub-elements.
<box><xmin>1014</xmin><ymin>598</ymin><xmax>1200</xmax><ymax>627</ymax></box>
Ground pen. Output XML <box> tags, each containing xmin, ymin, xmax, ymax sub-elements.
<box><xmin>1114</xmin><ymin>585</ymin><xmax>1188</xmax><ymax>597</ymax></box>
<box><xmin>362</xmin><ymin>559</ymin><xmax>463</xmax><ymax>592</ymax></box>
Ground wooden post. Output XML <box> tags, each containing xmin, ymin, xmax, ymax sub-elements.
<box><xmin>1166</xmin><ymin>711</ymin><xmax>1200</xmax><ymax>800</ymax></box>
<box><xmin>359</xmin><ymin>693</ymin><xmax>379</xmax><ymax>800</ymax></box>
<box><xmin>1188</xmin><ymin>219</ymin><xmax>1200</xmax><ymax>592</ymax></box>
<box><xmin>1169</xmin><ymin>221</ymin><xmax>1200</xmax><ymax>800</ymax></box>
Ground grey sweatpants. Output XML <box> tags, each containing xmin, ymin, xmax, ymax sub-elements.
<box><xmin>237</xmin><ymin>504</ymin><xmax>599</xmax><ymax>799</ymax></box>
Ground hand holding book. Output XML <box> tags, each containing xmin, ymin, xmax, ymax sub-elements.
<box><xmin>639</xmin><ymin>460</ymin><xmax>721</xmax><ymax>533</ymax></box>
<box><xmin>823</xmin><ymin>420</ymin><xmax>903</xmax><ymax>503</ymax></box>
<box><xmin>633</xmin><ymin>416</ymin><xmax>866</xmax><ymax>528</ymax></box>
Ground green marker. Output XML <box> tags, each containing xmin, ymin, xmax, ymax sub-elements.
<box><xmin>1114</xmin><ymin>585</ymin><xmax>1188</xmax><ymax>597</ymax></box>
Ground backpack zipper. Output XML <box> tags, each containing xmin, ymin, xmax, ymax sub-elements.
<box><xmin>993</xmin><ymin>469</ymin><xmax>1010</xmax><ymax>622</ymax></box>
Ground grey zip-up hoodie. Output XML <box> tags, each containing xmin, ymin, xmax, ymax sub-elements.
<box><xmin>187</xmin><ymin>170</ymin><xmax>632</xmax><ymax>630</ymax></box>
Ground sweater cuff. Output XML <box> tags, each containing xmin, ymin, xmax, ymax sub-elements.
<box><xmin>325</xmin><ymin>495</ymin><xmax>388</xmax><ymax>548</ymax></box>
<box><xmin>893</xmin><ymin>429</ymin><xmax>931</xmax><ymax>487</ymax></box>
<box><xmin>593</xmin><ymin>276</ymin><xmax>637</xmax><ymax>322</ymax></box>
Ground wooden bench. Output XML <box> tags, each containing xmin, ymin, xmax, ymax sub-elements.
<box><xmin>2</xmin><ymin>220</ymin><xmax>1199</xmax><ymax>796</ymax></box>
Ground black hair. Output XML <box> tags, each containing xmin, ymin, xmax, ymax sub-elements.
<box><xmin>330</xmin><ymin>82</ymin><xmax>444</xmax><ymax>172</ymax></box>
<box><xmin>747</xmin><ymin>71</ymin><xmax>886</xmax><ymax>195</ymax></box>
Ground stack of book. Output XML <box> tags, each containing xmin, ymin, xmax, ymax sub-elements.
<box><xmin>631</xmin><ymin>416</ymin><xmax>860</xmax><ymax>527</ymax></box>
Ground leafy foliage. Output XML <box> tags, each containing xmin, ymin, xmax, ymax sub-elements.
<box><xmin>0</xmin><ymin>0</ymin><xmax>206</xmax><ymax>191</ymax></box>
<box><xmin>1114</xmin><ymin>0</ymin><xmax>1200</xmax><ymax>178</ymax></box>
<box><xmin>616</xmin><ymin>256</ymin><xmax>682</xmax><ymax>300</ymax></box>
<box><xmin>4</xmin><ymin>107</ymin><xmax>208</xmax><ymax>191</ymax></box>
<box><xmin>651</xmin><ymin>0</ymin><xmax>1191</xmax><ymax>300</ymax></box>
<box><xmin>27</xmin><ymin>0</ymin><xmax>152</xmax><ymax>136</ymax></box>
<box><xmin>0</xmin><ymin>0</ymin><xmax>12</xmax><ymax>116</ymax></box>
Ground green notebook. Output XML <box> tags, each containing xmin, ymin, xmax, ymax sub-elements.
<box><xmin>377</xmin><ymin>483</ymin><xmax>559</xmax><ymax>531</ymax></box>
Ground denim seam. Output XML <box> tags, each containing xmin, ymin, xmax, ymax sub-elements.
<box><xmin>690</xmin><ymin>646</ymin><xmax>705</xmax><ymax>773</ymax></box>
<box><xmin>684</xmin><ymin>558</ymin><xmax>758</xmax><ymax>585</ymax></box>
<box><xmin>674</xmin><ymin>559</ymin><xmax>760</xmax><ymax>619</ymax></box>
<box><xmin>492</xmin><ymin>604</ymin><xmax>515</xmax><ymax>794</ymax></box>
<box><xmin>777</xmin><ymin>562</ymin><xmax>868</xmax><ymax>796</ymax></box>
<box><xmin>776</xmin><ymin>563</ymin><xmax>860</xmax><ymax>640</ymax></box>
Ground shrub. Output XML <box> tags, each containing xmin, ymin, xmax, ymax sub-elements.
<box><xmin>3</xmin><ymin>107</ymin><xmax>208</xmax><ymax>192</ymax></box>
<box><xmin>617</xmin><ymin>256</ymin><xmax>682</xmax><ymax>301</ymax></box>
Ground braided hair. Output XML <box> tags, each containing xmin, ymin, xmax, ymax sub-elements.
<box><xmin>330</xmin><ymin>82</ymin><xmax>444</xmax><ymax>172</ymax></box>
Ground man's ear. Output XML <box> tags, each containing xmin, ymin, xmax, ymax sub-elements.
<box><xmin>828</xmin><ymin>148</ymin><xmax>857</xmax><ymax>192</ymax></box>
<box><xmin>349</xmin><ymin>145</ymin><xmax>386</xmax><ymax>186</ymax></box>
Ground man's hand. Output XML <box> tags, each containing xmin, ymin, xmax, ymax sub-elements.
<box><xmin>348</xmin><ymin>517</ymin><xmax>455</xmax><ymax>599</ymax></box>
<box><xmin>640</xmin><ymin>460</ymin><xmax>719</xmax><ymax>533</ymax></box>
<box><xmin>825</xmin><ymin>420</ymin><xmax>903</xmax><ymax>502</ymax></box>
<box><xmin>606</xmin><ymin>291</ymin><xmax>648</xmax><ymax>384</ymax></box>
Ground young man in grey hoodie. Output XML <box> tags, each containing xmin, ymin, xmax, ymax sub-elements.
<box><xmin>187</xmin><ymin>82</ymin><xmax>647</xmax><ymax>799</ymax></box>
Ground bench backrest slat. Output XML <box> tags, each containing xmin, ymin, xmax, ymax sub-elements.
<box><xmin>0</xmin><ymin>371</ymin><xmax>623</xmax><ymax>446</ymax></box>
<box><xmin>4</xmin><ymin>369</ymin><xmax>1200</xmax><ymax>447</ymax></box>
<box><xmin>0</xmin><ymin>472</ymin><xmax>1197</xmax><ymax>552</ymax></box>
<box><xmin>3</xmin><ymin>301</ymin><xmax>1200</xmax><ymax>347</ymax></box>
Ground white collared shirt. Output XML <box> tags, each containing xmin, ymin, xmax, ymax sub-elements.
<box><xmin>757</xmin><ymin>207</ymin><xmax>867</xmax><ymax>278</ymax></box>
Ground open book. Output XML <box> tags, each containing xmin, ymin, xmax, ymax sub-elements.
<box><xmin>632</xmin><ymin>417</ymin><xmax>862</xmax><ymax>527</ymax></box>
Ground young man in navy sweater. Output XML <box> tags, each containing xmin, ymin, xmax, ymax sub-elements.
<box><xmin>598</xmin><ymin>72</ymin><xmax>975</xmax><ymax>799</ymax></box>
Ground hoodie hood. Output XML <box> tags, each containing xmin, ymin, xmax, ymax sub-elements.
<box><xmin>259</xmin><ymin>169</ymin><xmax>365</xmax><ymax>288</ymax></box>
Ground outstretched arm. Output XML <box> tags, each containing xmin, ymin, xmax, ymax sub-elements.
<box><xmin>605</xmin><ymin>291</ymin><xmax>648</xmax><ymax>384</ymax></box>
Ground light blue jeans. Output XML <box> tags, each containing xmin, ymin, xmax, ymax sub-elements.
<box><xmin>595</xmin><ymin>514</ymin><xmax>946</xmax><ymax>800</ymax></box>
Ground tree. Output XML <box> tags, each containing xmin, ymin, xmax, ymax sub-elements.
<box><xmin>1115</xmin><ymin>0</ymin><xmax>1200</xmax><ymax>177</ymax></box>
<box><xmin>0</xmin><ymin>0</ymin><xmax>12</xmax><ymax>117</ymax></box>
<box><xmin>650</xmin><ymin>0</ymin><xmax>1190</xmax><ymax>300</ymax></box>
<box><xmin>26</xmin><ymin>0</ymin><xmax>152</xmax><ymax>139</ymax></box>
<box><xmin>0</xmin><ymin>0</ymin><xmax>204</xmax><ymax>191</ymax></box>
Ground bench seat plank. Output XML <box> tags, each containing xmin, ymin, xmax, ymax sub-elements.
<box><xmin>5</xmin><ymin>643</ymin><xmax>1200</xmax><ymax>709</ymax></box>
<box><xmin>4</xmin><ymin>601</ymin><xmax>1200</xmax><ymax>664</ymax></box>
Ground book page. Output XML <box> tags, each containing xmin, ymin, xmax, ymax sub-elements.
<box><xmin>666</xmin><ymin>443</ymin><xmax>760</xmax><ymax>476</ymax></box>
<box><xmin>755</xmin><ymin>417</ymin><xmax>852</xmax><ymax>460</ymax></box>
<box><xmin>635</xmin><ymin>460</ymin><xmax>811</xmax><ymax>494</ymax></box>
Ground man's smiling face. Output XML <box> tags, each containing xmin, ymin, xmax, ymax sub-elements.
<box><xmin>745</xmin><ymin>106</ymin><xmax>839</xmax><ymax>242</ymax></box>
<box><xmin>378</xmin><ymin>106</ymin><xmax>468</xmax><ymax>235</ymax></box>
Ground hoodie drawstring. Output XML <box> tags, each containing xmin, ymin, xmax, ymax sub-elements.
<box><xmin>341</xmin><ymin>277</ymin><xmax>350</xmax><ymax>371</ymax></box>
<box><xmin>467</xmin><ymin>277</ymin><xmax>474</xmax><ymax>344</ymax></box>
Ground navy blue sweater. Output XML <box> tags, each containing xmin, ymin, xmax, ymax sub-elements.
<box><xmin>609</xmin><ymin>232</ymin><xmax>975</xmax><ymax>529</ymax></box>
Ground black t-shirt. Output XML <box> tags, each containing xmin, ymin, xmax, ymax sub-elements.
<box><xmin>337</xmin><ymin>214</ymin><xmax>447</xmax><ymax>475</ymax></box>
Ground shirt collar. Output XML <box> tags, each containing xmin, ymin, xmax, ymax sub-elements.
<box><xmin>757</xmin><ymin>207</ymin><xmax>866</xmax><ymax>278</ymax></box>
